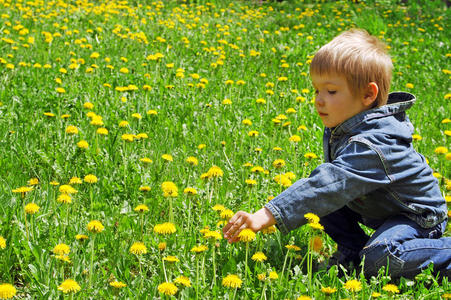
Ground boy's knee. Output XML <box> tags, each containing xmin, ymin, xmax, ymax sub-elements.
<box><xmin>360</xmin><ymin>241</ymin><xmax>405</xmax><ymax>277</ymax></box>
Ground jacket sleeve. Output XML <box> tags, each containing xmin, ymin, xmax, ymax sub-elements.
<box><xmin>265</xmin><ymin>141</ymin><xmax>392</xmax><ymax>234</ymax></box>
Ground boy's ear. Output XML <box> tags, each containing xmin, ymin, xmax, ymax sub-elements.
<box><xmin>362</xmin><ymin>82</ymin><xmax>379</xmax><ymax>107</ymax></box>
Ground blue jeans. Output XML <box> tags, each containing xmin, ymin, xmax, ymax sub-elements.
<box><xmin>321</xmin><ymin>206</ymin><xmax>451</xmax><ymax>278</ymax></box>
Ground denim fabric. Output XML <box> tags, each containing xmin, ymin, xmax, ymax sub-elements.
<box><xmin>265</xmin><ymin>92</ymin><xmax>447</xmax><ymax>235</ymax></box>
<box><xmin>360</xmin><ymin>215</ymin><xmax>451</xmax><ymax>278</ymax></box>
<box><xmin>322</xmin><ymin>207</ymin><xmax>451</xmax><ymax>278</ymax></box>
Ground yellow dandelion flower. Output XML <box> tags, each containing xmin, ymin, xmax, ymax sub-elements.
<box><xmin>162</xmin><ymin>154</ymin><xmax>173</xmax><ymax>162</ymax></box>
<box><xmin>55</xmin><ymin>254</ymin><xmax>71</xmax><ymax>263</ymax></box>
<box><xmin>163</xmin><ymin>255</ymin><xmax>179</xmax><ymax>263</ymax></box>
<box><xmin>412</xmin><ymin>134</ymin><xmax>422</xmax><ymax>141</ymax></box>
<box><xmin>161</xmin><ymin>181</ymin><xmax>178</xmax><ymax>197</ymax></box>
<box><xmin>405</xmin><ymin>83</ymin><xmax>414</xmax><ymax>89</ymax></box>
<box><xmin>69</xmin><ymin>177</ymin><xmax>82</xmax><ymax>185</ymax></box>
<box><xmin>206</xmin><ymin>166</ymin><xmax>223</xmax><ymax>178</ymax></box>
<box><xmin>222</xmin><ymin>274</ymin><xmax>242</xmax><ymax>289</ymax></box>
<box><xmin>59</xmin><ymin>185</ymin><xmax>77</xmax><ymax>194</ymax></box>
<box><xmin>132</xmin><ymin>113</ymin><xmax>142</xmax><ymax>120</ymax></box>
<box><xmin>65</xmin><ymin>125</ymin><xmax>79</xmax><ymax>135</ymax></box>
<box><xmin>147</xmin><ymin>109</ymin><xmax>157</xmax><ymax>115</ymax></box>
<box><xmin>0</xmin><ymin>236</ymin><xmax>6</xmax><ymax>249</ymax></box>
<box><xmin>154</xmin><ymin>222</ymin><xmax>176</xmax><ymax>235</ymax></box>
<box><xmin>257</xmin><ymin>273</ymin><xmax>266</xmax><ymax>281</ymax></box>
<box><xmin>269</xmin><ymin>271</ymin><xmax>278</xmax><ymax>280</ymax></box>
<box><xmin>242</xmin><ymin>119</ymin><xmax>252</xmax><ymax>126</ymax></box>
<box><xmin>285</xmin><ymin>244</ymin><xmax>301</xmax><ymax>251</ymax></box>
<box><xmin>382</xmin><ymin>283</ymin><xmax>400</xmax><ymax>294</ymax></box>
<box><xmin>134</xmin><ymin>204</ymin><xmax>149</xmax><ymax>213</ymax></box>
<box><xmin>174</xmin><ymin>276</ymin><xmax>191</xmax><ymax>287</ymax></box>
<box><xmin>238</xmin><ymin>229</ymin><xmax>256</xmax><ymax>242</ymax></box>
<box><xmin>198</xmin><ymin>144</ymin><xmax>206</xmax><ymax>150</ymax></box>
<box><xmin>251</xmin><ymin>252</ymin><xmax>267</xmax><ymax>262</ymax></box>
<box><xmin>109</xmin><ymin>281</ymin><xmax>126</xmax><ymax>288</ymax></box>
<box><xmin>304</xmin><ymin>152</ymin><xmax>318</xmax><ymax>159</ymax></box>
<box><xmin>186</xmin><ymin>156</ymin><xmax>198</xmax><ymax>166</ymax></box>
<box><xmin>245</xmin><ymin>179</ymin><xmax>257</xmax><ymax>186</ymax></box>
<box><xmin>12</xmin><ymin>186</ymin><xmax>33</xmax><ymax>195</ymax></box>
<box><xmin>272</xmin><ymin>159</ymin><xmax>285</xmax><ymax>168</ymax></box>
<box><xmin>204</xmin><ymin>230</ymin><xmax>222</xmax><ymax>240</ymax></box>
<box><xmin>130</xmin><ymin>242</ymin><xmax>147</xmax><ymax>255</ymax></box>
<box><xmin>321</xmin><ymin>286</ymin><xmax>337</xmax><ymax>294</ymax></box>
<box><xmin>0</xmin><ymin>283</ymin><xmax>16</xmax><ymax>299</ymax></box>
<box><xmin>83</xmin><ymin>102</ymin><xmax>94</xmax><ymax>109</ymax></box>
<box><xmin>372</xmin><ymin>292</ymin><xmax>382</xmax><ymax>298</ymax></box>
<box><xmin>57</xmin><ymin>193</ymin><xmax>72</xmax><ymax>204</ymax></box>
<box><xmin>191</xmin><ymin>245</ymin><xmax>208</xmax><ymax>253</ymax></box>
<box><xmin>220</xmin><ymin>209</ymin><xmax>234</xmax><ymax>220</ymax></box>
<box><xmin>77</xmin><ymin>140</ymin><xmax>89</xmax><ymax>149</ymax></box>
<box><xmin>289</xmin><ymin>135</ymin><xmax>301</xmax><ymax>143</ymax></box>
<box><xmin>304</xmin><ymin>213</ymin><xmax>320</xmax><ymax>223</ymax></box>
<box><xmin>96</xmin><ymin>127</ymin><xmax>108</xmax><ymax>135</ymax></box>
<box><xmin>183</xmin><ymin>187</ymin><xmax>197</xmax><ymax>195</ymax></box>
<box><xmin>87</xmin><ymin>220</ymin><xmax>104</xmax><ymax>233</ymax></box>
<box><xmin>75</xmin><ymin>234</ymin><xmax>88</xmax><ymax>241</ymax></box>
<box><xmin>83</xmin><ymin>174</ymin><xmax>97</xmax><ymax>183</ymax></box>
<box><xmin>139</xmin><ymin>186</ymin><xmax>151</xmax><ymax>192</ymax></box>
<box><xmin>119</xmin><ymin>120</ymin><xmax>129</xmax><ymax>127</ymax></box>
<box><xmin>56</xmin><ymin>87</ymin><xmax>66</xmax><ymax>94</ymax></box>
<box><xmin>158</xmin><ymin>282</ymin><xmax>178</xmax><ymax>296</ymax></box>
<box><xmin>212</xmin><ymin>204</ymin><xmax>225</xmax><ymax>212</ymax></box>
<box><xmin>308</xmin><ymin>222</ymin><xmax>324</xmax><ymax>231</ymax></box>
<box><xmin>248</xmin><ymin>130</ymin><xmax>259</xmax><ymax>137</ymax></box>
<box><xmin>25</xmin><ymin>203</ymin><xmax>40</xmax><ymax>214</ymax></box>
<box><xmin>262</xmin><ymin>225</ymin><xmax>277</xmax><ymax>234</ymax></box>
<box><xmin>158</xmin><ymin>242</ymin><xmax>167</xmax><ymax>251</ymax></box>
<box><xmin>140</xmin><ymin>157</ymin><xmax>153</xmax><ymax>164</ymax></box>
<box><xmin>434</xmin><ymin>146</ymin><xmax>448</xmax><ymax>154</ymax></box>
<box><xmin>27</xmin><ymin>178</ymin><xmax>39</xmax><ymax>186</ymax></box>
<box><xmin>58</xmin><ymin>279</ymin><xmax>81</xmax><ymax>294</ymax></box>
<box><xmin>296</xmin><ymin>296</ymin><xmax>311</xmax><ymax>300</ymax></box>
<box><xmin>344</xmin><ymin>279</ymin><xmax>362</xmax><ymax>292</ymax></box>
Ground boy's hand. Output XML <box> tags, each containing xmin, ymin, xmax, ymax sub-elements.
<box><xmin>222</xmin><ymin>207</ymin><xmax>276</xmax><ymax>243</ymax></box>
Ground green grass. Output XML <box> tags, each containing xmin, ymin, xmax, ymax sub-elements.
<box><xmin>0</xmin><ymin>0</ymin><xmax>450</xmax><ymax>298</ymax></box>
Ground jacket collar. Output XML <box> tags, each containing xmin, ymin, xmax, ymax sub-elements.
<box><xmin>330</xmin><ymin>92</ymin><xmax>416</xmax><ymax>137</ymax></box>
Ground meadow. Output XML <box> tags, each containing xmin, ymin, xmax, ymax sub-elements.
<box><xmin>0</xmin><ymin>0</ymin><xmax>450</xmax><ymax>298</ymax></box>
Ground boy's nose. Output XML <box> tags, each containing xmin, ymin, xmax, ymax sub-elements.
<box><xmin>315</xmin><ymin>96</ymin><xmax>324</xmax><ymax>106</ymax></box>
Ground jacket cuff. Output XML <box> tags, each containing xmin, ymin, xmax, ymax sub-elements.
<box><xmin>265</xmin><ymin>202</ymin><xmax>289</xmax><ymax>235</ymax></box>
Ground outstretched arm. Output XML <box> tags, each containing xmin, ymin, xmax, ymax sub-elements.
<box><xmin>223</xmin><ymin>207</ymin><xmax>276</xmax><ymax>243</ymax></box>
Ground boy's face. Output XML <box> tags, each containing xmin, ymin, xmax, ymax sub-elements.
<box><xmin>311</xmin><ymin>73</ymin><xmax>367</xmax><ymax>128</ymax></box>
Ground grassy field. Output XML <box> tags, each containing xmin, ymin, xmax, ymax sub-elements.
<box><xmin>0</xmin><ymin>0</ymin><xmax>450</xmax><ymax>298</ymax></box>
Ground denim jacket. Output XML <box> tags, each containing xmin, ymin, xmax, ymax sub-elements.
<box><xmin>265</xmin><ymin>92</ymin><xmax>447</xmax><ymax>235</ymax></box>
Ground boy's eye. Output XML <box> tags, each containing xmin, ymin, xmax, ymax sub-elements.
<box><xmin>328</xmin><ymin>90</ymin><xmax>336</xmax><ymax>95</ymax></box>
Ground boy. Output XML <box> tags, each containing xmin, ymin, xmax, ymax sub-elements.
<box><xmin>223</xmin><ymin>29</ymin><xmax>450</xmax><ymax>279</ymax></box>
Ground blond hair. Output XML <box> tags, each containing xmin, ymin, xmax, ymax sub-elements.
<box><xmin>310</xmin><ymin>29</ymin><xmax>393</xmax><ymax>106</ymax></box>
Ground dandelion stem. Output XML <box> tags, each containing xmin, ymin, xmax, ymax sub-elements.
<box><xmin>260</xmin><ymin>281</ymin><xmax>267</xmax><ymax>300</ymax></box>
<box><xmin>307</xmin><ymin>230</ymin><xmax>313</xmax><ymax>293</ymax></box>
<box><xmin>140</xmin><ymin>214</ymin><xmax>144</xmax><ymax>240</ymax></box>
<box><xmin>280</xmin><ymin>249</ymin><xmax>289</xmax><ymax>283</ymax></box>
<box><xmin>196</xmin><ymin>258</ymin><xmax>200</xmax><ymax>300</ymax></box>
<box><xmin>245</xmin><ymin>242</ymin><xmax>249</xmax><ymax>287</ymax></box>
<box><xmin>88</xmin><ymin>234</ymin><xmax>96</xmax><ymax>289</ymax></box>
<box><xmin>211</xmin><ymin>244</ymin><xmax>216</xmax><ymax>288</ymax></box>
<box><xmin>162</xmin><ymin>259</ymin><xmax>168</xmax><ymax>281</ymax></box>
<box><xmin>24</xmin><ymin>211</ymin><xmax>29</xmax><ymax>243</ymax></box>
<box><xmin>138</xmin><ymin>256</ymin><xmax>143</xmax><ymax>291</ymax></box>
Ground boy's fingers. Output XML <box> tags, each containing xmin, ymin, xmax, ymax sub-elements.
<box><xmin>224</xmin><ymin>215</ymin><xmax>243</xmax><ymax>236</ymax></box>
<box><xmin>229</xmin><ymin>224</ymin><xmax>247</xmax><ymax>243</ymax></box>
<box><xmin>223</xmin><ymin>213</ymin><xmax>240</xmax><ymax>234</ymax></box>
